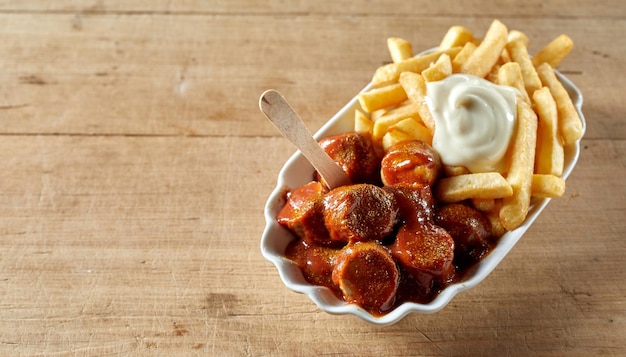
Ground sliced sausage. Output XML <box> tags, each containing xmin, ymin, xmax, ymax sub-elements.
<box><xmin>389</xmin><ymin>223</ymin><xmax>455</xmax><ymax>289</ymax></box>
<box><xmin>435</xmin><ymin>203</ymin><xmax>493</xmax><ymax>269</ymax></box>
<box><xmin>384</xmin><ymin>184</ymin><xmax>436</xmax><ymax>225</ymax></box>
<box><xmin>286</xmin><ymin>239</ymin><xmax>340</xmax><ymax>289</ymax></box>
<box><xmin>332</xmin><ymin>241</ymin><xmax>399</xmax><ymax>313</ymax></box>
<box><xmin>323</xmin><ymin>184</ymin><xmax>398</xmax><ymax>244</ymax></box>
<box><xmin>381</xmin><ymin>140</ymin><xmax>442</xmax><ymax>186</ymax></box>
<box><xmin>276</xmin><ymin>181</ymin><xmax>332</xmax><ymax>245</ymax></box>
<box><xmin>318</xmin><ymin>132</ymin><xmax>382</xmax><ymax>185</ymax></box>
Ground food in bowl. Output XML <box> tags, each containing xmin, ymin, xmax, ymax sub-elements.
<box><xmin>261</xmin><ymin>19</ymin><xmax>585</xmax><ymax>323</ymax></box>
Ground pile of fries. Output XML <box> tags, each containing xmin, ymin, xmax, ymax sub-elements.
<box><xmin>354</xmin><ymin>20</ymin><xmax>583</xmax><ymax>235</ymax></box>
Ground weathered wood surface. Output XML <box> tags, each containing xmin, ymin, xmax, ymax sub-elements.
<box><xmin>0</xmin><ymin>1</ymin><xmax>623</xmax><ymax>356</ymax></box>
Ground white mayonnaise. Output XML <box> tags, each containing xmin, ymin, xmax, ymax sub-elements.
<box><xmin>426</xmin><ymin>74</ymin><xmax>517</xmax><ymax>173</ymax></box>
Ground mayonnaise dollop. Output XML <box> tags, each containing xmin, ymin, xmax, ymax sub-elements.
<box><xmin>426</xmin><ymin>74</ymin><xmax>517</xmax><ymax>173</ymax></box>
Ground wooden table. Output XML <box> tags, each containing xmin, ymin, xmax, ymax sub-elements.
<box><xmin>0</xmin><ymin>1</ymin><xmax>624</xmax><ymax>355</ymax></box>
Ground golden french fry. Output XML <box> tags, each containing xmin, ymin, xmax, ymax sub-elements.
<box><xmin>485</xmin><ymin>201</ymin><xmax>507</xmax><ymax>238</ymax></box>
<box><xmin>379</xmin><ymin>100</ymin><xmax>417</xmax><ymax>117</ymax></box>
<box><xmin>531</xmin><ymin>34</ymin><xmax>574</xmax><ymax>68</ymax></box>
<box><xmin>439</xmin><ymin>26</ymin><xmax>474</xmax><ymax>50</ymax></box>
<box><xmin>500</xmin><ymin>99</ymin><xmax>538</xmax><ymax>230</ymax></box>
<box><xmin>497</xmin><ymin>62</ymin><xmax>530</xmax><ymax>104</ymax></box>
<box><xmin>443</xmin><ymin>165</ymin><xmax>471</xmax><ymax>177</ymax></box>
<box><xmin>370</xmin><ymin>108</ymin><xmax>388</xmax><ymax>122</ymax></box>
<box><xmin>472</xmin><ymin>198</ymin><xmax>497</xmax><ymax>212</ymax></box>
<box><xmin>372</xmin><ymin>47</ymin><xmax>461</xmax><ymax>85</ymax></box>
<box><xmin>422</xmin><ymin>54</ymin><xmax>452</xmax><ymax>82</ymax></box>
<box><xmin>371</xmin><ymin>104</ymin><xmax>420</xmax><ymax>142</ymax></box>
<box><xmin>354</xmin><ymin>109</ymin><xmax>374</xmax><ymax>133</ymax></box>
<box><xmin>377</xmin><ymin>100</ymin><xmax>417</xmax><ymax>117</ymax></box>
<box><xmin>389</xmin><ymin>118</ymin><xmax>432</xmax><ymax>145</ymax></box>
<box><xmin>507</xmin><ymin>39</ymin><xmax>542</xmax><ymax>98</ymax></box>
<box><xmin>398</xmin><ymin>71</ymin><xmax>435</xmax><ymax>131</ymax></box>
<box><xmin>531</xmin><ymin>174</ymin><xmax>566</xmax><ymax>198</ymax></box>
<box><xmin>507</xmin><ymin>30</ymin><xmax>530</xmax><ymax>47</ymax></box>
<box><xmin>533</xmin><ymin>87</ymin><xmax>565</xmax><ymax>175</ymax></box>
<box><xmin>382</xmin><ymin>129</ymin><xmax>414</xmax><ymax>152</ymax></box>
<box><xmin>451</xmin><ymin>41</ymin><xmax>477</xmax><ymax>73</ymax></box>
<box><xmin>387</xmin><ymin>37</ymin><xmax>413</xmax><ymax>63</ymax></box>
<box><xmin>499</xmin><ymin>47</ymin><xmax>512</xmax><ymax>64</ymax></box>
<box><xmin>358</xmin><ymin>83</ymin><xmax>407</xmax><ymax>113</ymax></box>
<box><xmin>535</xmin><ymin>63</ymin><xmax>584</xmax><ymax>145</ymax></box>
<box><xmin>459</xmin><ymin>19</ymin><xmax>508</xmax><ymax>78</ymax></box>
<box><xmin>435</xmin><ymin>172</ymin><xmax>514</xmax><ymax>203</ymax></box>
<box><xmin>486</xmin><ymin>63</ymin><xmax>502</xmax><ymax>84</ymax></box>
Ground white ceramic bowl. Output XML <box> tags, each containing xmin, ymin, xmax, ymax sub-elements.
<box><xmin>261</xmin><ymin>60</ymin><xmax>586</xmax><ymax>325</ymax></box>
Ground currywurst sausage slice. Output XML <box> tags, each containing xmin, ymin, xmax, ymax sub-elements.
<box><xmin>323</xmin><ymin>184</ymin><xmax>398</xmax><ymax>243</ymax></box>
<box><xmin>277</xmin><ymin>181</ymin><xmax>332</xmax><ymax>245</ymax></box>
<box><xmin>435</xmin><ymin>203</ymin><xmax>493</xmax><ymax>269</ymax></box>
<box><xmin>390</xmin><ymin>223</ymin><xmax>455</xmax><ymax>288</ymax></box>
<box><xmin>381</xmin><ymin>140</ymin><xmax>442</xmax><ymax>186</ymax></box>
<box><xmin>318</xmin><ymin>132</ymin><xmax>382</xmax><ymax>185</ymax></box>
<box><xmin>332</xmin><ymin>241</ymin><xmax>400</xmax><ymax>313</ymax></box>
<box><xmin>384</xmin><ymin>184</ymin><xmax>436</xmax><ymax>225</ymax></box>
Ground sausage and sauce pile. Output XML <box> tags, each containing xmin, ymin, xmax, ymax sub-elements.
<box><xmin>276</xmin><ymin>132</ymin><xmax>494</xmax><ymax>315</ymax></box>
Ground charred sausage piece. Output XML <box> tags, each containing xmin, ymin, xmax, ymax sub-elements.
<box><xmin>318</xmin><ymin>132</ymin><xmax>382</xmax><ymax>185</ymax></box>
<box><xmin>435</xmin><ymin>203</ymin><xmax>493</xmax><ymax>269</ymax></box>
<box><xmin>389</xmin><ymin>223</ymin><xmax>455</xmax><ymax>289</ymax></box>
<box><xmin>286</xmin><ymin>239</ymin><xmax>340</xmax><ymax>289</ymax></box>
<box><xmin>384</xmin><ymin>184</ymin><xmax>436</xmax><ymax>225</ymax></box>
<box><xmin>277</xmin><ymin>181</ymin><xmax>332</xmax><ymax>245</ymax></box>
<box><xmin>332</xmin><ymin>241</ymin><xmax>400</xmax><ymax>313</ymax></box>
<box><xmin>323</xmin><ymin>184</ymin><xmax>398</xmax><ymax>244</ymax></box>
<box><xmin>381</xmin><ymin>140</ymin><xmax>442</xmax><ymax>186</ymax></box>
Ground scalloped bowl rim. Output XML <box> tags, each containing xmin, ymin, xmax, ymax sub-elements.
<box><xmin>261</xmin><ymin>53</ymin><xmax>586</xmax><ymax>325</ymax></box>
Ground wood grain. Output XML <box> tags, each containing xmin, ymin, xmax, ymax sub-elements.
<box><xmin>0</xmin><ymin>12</ymin><xmax>622</xmax><ymax>140</ymax></box>
<box><xmin>0</xmin><ymin>1</ymin><xmax>623</xmax><ymax>356</ymax></box>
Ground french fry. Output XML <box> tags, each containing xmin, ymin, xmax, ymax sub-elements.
<box><xmin>499</xmin><ymin>48</ymin><xmax>512</xmax><ymax>64</ymax></box>
<box><xmin>354</xmin><ymin>109</ymin><xmax>374</xmax><ymax>133</ymax></box>
<box><xmin>451</xmin><ymin>41</ymin><xmax>477</xmax><ymax>73</ymax></box>
<box><xmin>358</xmin><ymin>22</ymin><xmax>579</xmax><ymax>235</ymax></box>
<box><xmin>398</xmin><ymin>71</ymin><xmax>435</xmax><ymax>131</ymax></box>
<box><xmin>439</xmin><ymin>26</ymin><xmax>474</xmax><ymax>50</ymax></box>
<box><xmin>499</xmin><ymin>99</ymin><xmax>538</xmax><ymax>230</ymax></box>
<box><xmin>531</xmin><ymin>174</ymin><xmax>566</xmax><ymax>198</ymax></box>
<box><xmin>422</xmin><ymin>54</ymin><xmax>452</xmax><ymax>82</ymax></box>
<box><xmin>485</xmin><ymin>201</ymin><xmax>508</xmax><ymax>238</ymax></box>
<box><xmin>372</xmin><ymin>47</ymin><xmax>461</xmax><ymax>85</ymax></box>
<box><xmin>379</xmin><ymin>100</ymin><xmax>418</xmax><ymax>118</ymax></box>
<box><xmin>497</xmin><ymin>62</ymin><xmax>531</xmax><ymax>104</ymax></box>
<box><xmin>381</xmin><ymin>129</ymin><xmax>414</xmax><ymax>151</ymax></box>
<box><xmin>435</xmin><ymin>172</ymin><xmax>514</xmax><ymax>203</ymax></box>
<box><xmin>507</xmin><ymin>39</ymin><xmax>542</xmax><ymax>99</ymax></box>
<box><xmin>486</xmin><ymin>63</ymin><xmax>502</xmax><ymax>84</ymax></box>
<box><xmin>358</xmin><ymin>83</ymin><xmax>407</xmax><ymax>113</ymax></box>
<box><xmin>531</xmin><ymin>34</ymin><xmax>574</xmax><ymax>68</ymax></box>
<box><xmin>459</xmin><ymin>19</ymin><xmax>508</xmax><ymax>78</ymax></box>
<box><xmin>533</xmin><ymin>87</ymin><xmax>565</xmax><ymax>176</ymax></box>
<box><xmin>535</xmin><ymin>63</ymin><xmax>584</xmax><ymax>145</ymax></box>
<box><xmin>507</xmin><ymin>30</ymin><xmax>530</xmax><ymax>47</ymax></box>
<box><xmin>443</xmin><ymin>165</ymin><xmax>471</xmax><ymax>177</ymax></box>
<box><xmin>472</xmin><ymin>198</ymin><xmax>497</xmax><ymax>212</ymax></box>
<box><xmin>370</xmin><ymin>108</ymin><xmax>388</xmax><ymax>122</ymax></box>
<box><xmin>378</xmin><ymin>100</ymin><xmax>418</xmax><ymax>118</ymax></box>
<box><xmin>389</xmin><ymin>118</ymin><xmax>432</xmax><ymax>145</ymax></box>
<box><xmin>371</xmin><ymin>104</ymin><xmax>421</xmax><ymax>142</ymax></box>
<box><xmin>387</xmin><ymin>37</ymin><xmax>413</xmax><ymax>63</ymax></box>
